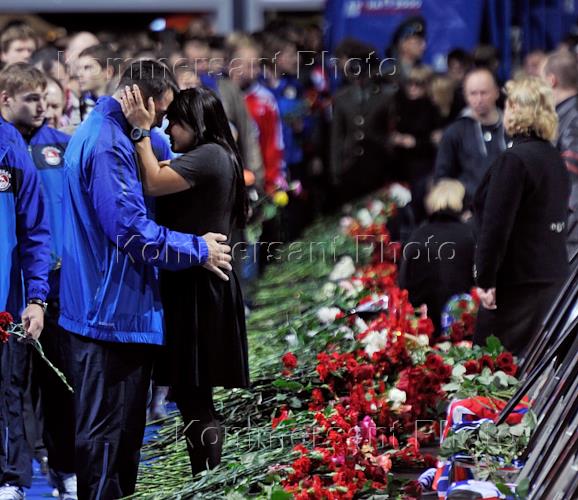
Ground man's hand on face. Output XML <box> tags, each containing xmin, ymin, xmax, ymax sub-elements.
<box><xmin>202</xmin><ymin>233</ymin><xmax>233</xmax><ymax>282</ymax></box>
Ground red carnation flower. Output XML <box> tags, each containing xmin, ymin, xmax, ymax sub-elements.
<box><xmin>0</xmin><ymin>312</ymin><xmax>13</xmax><ymax>328</ymax></box>
<box><xmin>272</xmin><ymin>407</ymin><xmax>289</xmax><ymax>429</ymax></box>
<box><xmin>282</xmin><ymin>352</ymin><xmax>298</xmax><ymax>370</ymax></box>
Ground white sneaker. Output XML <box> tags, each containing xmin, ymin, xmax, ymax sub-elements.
<box><xmin>49</xmin><ymin>471</ymin><xmax>77</xmax><ymax>500</ymax></box>
<box><xmin>0</xmin><ymin>485</ymin><xmax>24</xmax><ymax>500</ymax></box>
<box><xmin>60</xmin><ymin>474</ymin><xmax>77</xmax><ymax>500</ymax></box>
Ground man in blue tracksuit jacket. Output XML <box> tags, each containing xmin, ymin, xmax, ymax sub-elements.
<box><xmin>0</xmin><ymin>62</ymin><xmax>75</xmax><ymax>500</ymax></box>
<box><xmin>59</xmin><ymin>60</ymin><xmax>231</xmax><ymax>500</ymax></box>
<box><xmin>0</xmin><ymin>115</ymin><xmax>51</xmax><ymax>499</ymax></box>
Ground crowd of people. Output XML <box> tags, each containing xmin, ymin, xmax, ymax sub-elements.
<box><xmin>1</xmin><ymin>12</ymin><xmax>578</xmax><ymax>500</ymax></box>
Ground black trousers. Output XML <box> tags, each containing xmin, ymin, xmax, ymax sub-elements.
<box><xmin>0</xmin><ymin>335</ymin><xmax>32</xmax><ymax>487</ymax></box>
<box><xmin>29</xmin><ymin>301</ymin><xmax>76</xmax><ymax>474</ymax></box>
<box><xmin>66</xmin><ymin>331</ymin><xmax>155</xmax><ymax>500</ymax></box>
<box><xmin>174</xmin><ymin>386</ymin><xmax>224</xmax><ymax>476</ymax></box>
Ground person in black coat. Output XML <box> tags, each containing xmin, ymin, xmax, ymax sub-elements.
<box><xmin>399</xmin><ymin>179</ymin><xmax>475</xmax><ymax>335</ymax></box>
<box><xmin>392</xmin><ymin>65</ymin><xmax>442</xmax><ymax>223</ymax></box>
<box><xmin>474</xmin><ymin>77</ymin><xmax>570</xmax><ymax>356</ymax></box>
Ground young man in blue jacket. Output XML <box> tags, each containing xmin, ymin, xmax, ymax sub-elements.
<box><xmin>0</xmin><ymin>117</ymin><xmax>51</xmax><ymax>499</ymax></box>
<box><xmin>0</xmin><ymin>62</ymin><xmax>76</xmax><ymax>500</ymax></box>
<box><xmin>59</xmin><ymin>60</ymin><xmax>232</xmax><ymax>499</ymax></box>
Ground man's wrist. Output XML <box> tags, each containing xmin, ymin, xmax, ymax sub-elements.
<box><xmin>27</xmin><ymin>298</ymin><xmax>47</xmax><ymax>312</ymax></box>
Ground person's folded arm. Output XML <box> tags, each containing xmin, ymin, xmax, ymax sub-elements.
<box><xmin>134</xmin><ymin>137</ymin><xmax>191</xmax><ymax>197</ymax></box>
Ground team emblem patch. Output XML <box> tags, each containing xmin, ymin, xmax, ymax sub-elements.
<box><xmin>0</xmin><ymin>169</ymin><xmax>11</xmax><ymax>191</ymax></box>
<box><xmin>41</xmin><ymin>146</ymin><xmax>62</xmax><ymax>166</ymax></box>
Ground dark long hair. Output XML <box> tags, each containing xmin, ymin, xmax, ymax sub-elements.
<box><xmin>166</xmin><ymin>87</ymin><xmax>248</xmax><ymax>227</ymax></box>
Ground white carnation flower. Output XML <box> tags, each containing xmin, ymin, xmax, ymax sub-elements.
<box><xmin>316</xmin><ymin>306</ymin><xmax>342</xmax><ymax>324</ymax></box>
<box><xmin>356</xmin><ymin>208</ymin><xmax>373</xmax><ymax>227</ymax></box>
<box><xmin>388</xmin><ymin>183</ymin><xmax>412</xmax><ymax>207</ymax></box>
<box><xmin>369</xmin><ymin>200</ymin><xmax>385</xmax><ymax>217</ymax></box>
<box><xmin>387</xmin><ymin>388</ymin><xmax>407</xmax><ymax>410</ymax></box>
<box><xmin>329</xmin><ymin>256</ymin><xmax>356</xmax><ymax>281</ymax></box>
<box><xmin>416</xmin><ymin>334</ymin><xmax>430</xmax><ymax>347</ymax></box>
<box><xmin>361</xmin><ymin>329</ymin><xmax>388</xmax><ymax>357</ymax></box>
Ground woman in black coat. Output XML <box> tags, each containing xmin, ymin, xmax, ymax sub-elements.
<box><xmin>474</xmin><ymin>77</ymin><xmax>570</xmax><ymax>356</ymax></box>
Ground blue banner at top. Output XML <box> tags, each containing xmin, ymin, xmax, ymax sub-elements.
<box><xmin>325</xmin><ymin>0</ymin><xmax>486</xmax><ymax>71</ymax></box>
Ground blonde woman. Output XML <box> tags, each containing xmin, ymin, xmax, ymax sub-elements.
<box><xmin>473</xmin><ymin>77</ymin><xmax>570</xmax><ymax>356</ymax></box>
<box><xmin>399</xmin><ymin>179</ymin><xmax>475</xmax><ymax>336</ymax></box>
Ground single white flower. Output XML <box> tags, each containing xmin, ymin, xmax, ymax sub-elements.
<box><xmin>337</xmin><ymin>326</ymin><xmax>355</xmax><ymax>340</ymax></box>
<box><xmin>387</xmin><ymin>388</ymin><xmax>407</xmax><ymax>411</ymax></box>
<box><xmin>416</xmin><ymin>334</ymin><xmax>430</xmax><ymax>347</ymax></box>
<box><xmin>369</xmin><ymin>200</ymin><xmax>385</xmax><ymax>217</ymax></box>
<box><xmin>316</xmin><ymin>306</ymin><xmax>342</xmax><ymax>324</ymax></box>
<box><xmin>285</xmin><ymin>333</ymin><xmax>298</xmax><ymax>346</ymax></box>
<box><xmin>388</xmin><ymin>183</ymin><xmax>412</xmax><ymax>207</ymax></box>
<box><xmin>387</xmin><ymin>388</ymin><xmax>407</xmax><ymax>404</ymax></box>
<box><xmin>356</xmin><ymin>208</ymin><xmax>373</xmax><ymax>227</ymax></box>
<box><xmin>340</xmin><ymin>216</ymin><xmax>354</xmax><ymax>229</ymax></box>
<box><xmin>361</xmin><ymin>329</ymin><xmax>388</xmax><ymax>357</ymax></box>
<box><xmin>354</xmin><ymin>317</ymin><xmax>369</xmax><ymax>332</ymax></box>
<box><xmin>329</xmin><ymin>256</ymin><xmax>356</xmax><ymax>281</ymax></box>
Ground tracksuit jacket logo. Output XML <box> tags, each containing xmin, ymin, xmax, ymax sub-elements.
<box><xmin>0</xmin><ymin>168</ymin><xmax>11</xmax><ymax>191</ymax></box>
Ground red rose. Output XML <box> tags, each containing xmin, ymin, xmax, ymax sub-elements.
<box><xmin>282</xmin><ymin>352</ymin><xmax>298</xmax><ymax>370</ymax></box>
<box><xmin>464</xmin><ymin>360</ymin><xmax>480</xmax><ymax>374</ymax></box>
<box><xmin>450</xmin><ymin>323</ymin><xmax>465</xmax><ymax>342</ymax></box>
<box><xmin>425</xmin><ymin>353</ymin><xmax>444</xmax><ymax>371</ymax></box>
<box><xmin>479</xmin><ymin>354</ymin><xmax>495</xmax><ymax>371</ymax></box>
<box><xmin>435</xmin><ymin>364</ymin><xmax>452</xmax><ymax>381</ymax></box>
<box><xmin>496</xmin><ymin>352</ymin><xmax>514</xmax><ymax>369</ymax></box>
<box><xmin>0</xmin><ymin>327</ymin><xmax>9</xmax><ymax>344</ymax></box>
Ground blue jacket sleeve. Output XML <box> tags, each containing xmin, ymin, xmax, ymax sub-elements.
<box><xmin>13</xmin><ymin>147</ymin><xmax>51</xmax><ymax>302</ymax></box>
<box><xmin>89</xmin><ymin>138</ymin><xmax>208</xmax><ymax>270</ymax></box>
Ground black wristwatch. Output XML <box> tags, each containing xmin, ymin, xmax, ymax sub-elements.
<box><xmin>27</xmin><ymin>298</ymin><xmax>48</xmax><ymax>312</ymax></box>
<box><xmin>130</xmin><ymin>127</ymin><xmax>151</xmax><ymax>142</ymax></box>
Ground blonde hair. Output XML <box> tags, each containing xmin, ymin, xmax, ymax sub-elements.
<box><xmin>430</xmin><ymin>75</ymin><xmax>455</xmax><ymax>117</ymax></box>
<box><xmin>425</xmin><ymin>179</ymin><xmax>466</xmax><ymax>214</ymax></box>
<box><xmin>504</xmin><ymin>77</ymin><xmax>558</xmax><ymax>141</ymax></box>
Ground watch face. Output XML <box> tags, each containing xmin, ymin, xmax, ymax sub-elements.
<box><xmin>131</xmin><ymin>128</ymin><xmax>142</xmax><ymax>141</ymax></box>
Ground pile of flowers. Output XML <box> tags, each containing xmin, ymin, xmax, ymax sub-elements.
<box><xmin>266</xmin><ymin>194</ymin><xmax>522</xmax><ymax>499</ymax></box>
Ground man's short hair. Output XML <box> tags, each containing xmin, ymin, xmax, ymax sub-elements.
<box><xmin>0</xmin><ymin>24</ymin><xmax>37</xmax><ymax>54</ymax></box>
<box><xmin>0</xmin><ymin>62</ymin><xmax>46</xmax><ymax>96</ymax></box>
<box><xmin>30</xmin><ymin>46</ymin><xmax>61</xmax><ymax>74</ymax></box>
<box><xmin>116</xmin><ymin>59</ymin><xmax>178</xmax><ymax>99</ymax></box>
<box><xmin>78</xmin><ymin>43</ymin><xmax>114</xmax><ymax>70</ymax></box>
<box><xmin>544</xmin><ymin>50</ymin><xmax>578</xmax><ymax>90</ymax></box>
<box><xmin>448</xmin><ymin>48</ymin><xmax>473</xmax><ymax>68</ymax></box>
<box><xmin>463</xmin><ymin>66</ymin><xmax>499</xmax><ymax>89</ymax></box>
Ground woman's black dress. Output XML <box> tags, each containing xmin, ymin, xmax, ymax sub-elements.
<box><xmin>155</xmin><ymin>143</ymin><xmax>249</xmax><ymax>394</ymax></box>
